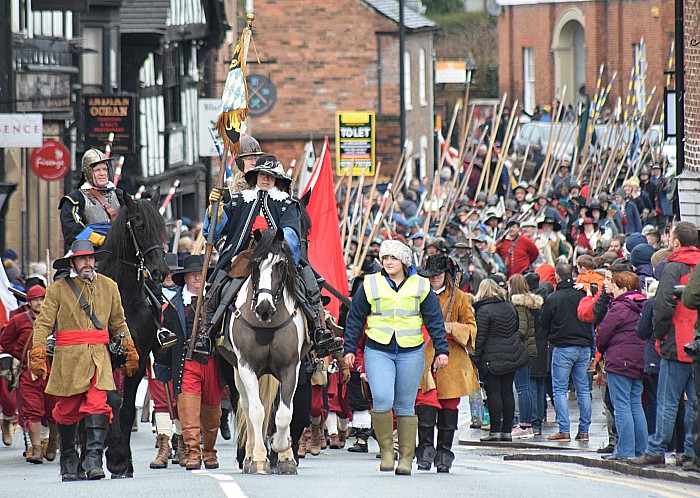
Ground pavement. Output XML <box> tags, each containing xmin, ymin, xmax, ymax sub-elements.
<box><xmin>458</xmin><ymin>383</ymin><xmax>700</xmax><ymax>486</ymax></box>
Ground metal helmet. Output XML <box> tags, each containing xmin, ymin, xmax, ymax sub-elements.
<box><xmin>235</xmin><ymin>135</ymin><xmax>264</xmax><ymax>172</ymax></box>
<box><xmin>486</xmin><ymin>194</ymin><xmax>498</xmax><ymax>207</ymax></box>
<box><xmin>81</xmin><ymin>148</ymin><xmax>112</xmax><ymax>184</ymax></box>
<box><xmin>475</xmin><ymin>192</ymin><xmax>487</xmax><ymax>203</ymax></box>
<box><xmin>505</xmin><ymin>199</ymin><xmax>519</xmax><ymax>212</ymax></box>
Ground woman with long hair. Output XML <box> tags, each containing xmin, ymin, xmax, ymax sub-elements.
<box><xmin>473</xmin><ymin>279</ymin><xmax>529</xmax><ymax>441</ymax></box>
<box><xmin>415</xmin><ymin>254</ymin><xmax>479</xmax><ymax>473</ymax></box>
<box><xmin>508</xmin><ymin>274</ymin><xmax>543</xmax><ymax>439</ymax></box>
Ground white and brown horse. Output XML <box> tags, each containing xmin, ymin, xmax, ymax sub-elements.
<box><xmin>216</xmin><ymin>228</ymin><xmax>309</xmax><ymax>474</ymax></box>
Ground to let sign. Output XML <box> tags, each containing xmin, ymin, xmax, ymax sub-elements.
<box><xmin>335</xmin><ymin>111</ymin><xmax>375</xmax><ymax>176</ymax></box>
<box><xmin>31</xmin><ymin>140</ymin><xmax>71</xmax><ymax>181</ymax></box>
<box><xmin>84</xmin><ymin>95</ymin><xmax>136</xmax><ymax>153</ymax></box>
<box><xmin>0</xmin><ymin>113</ymin><xmax>43</xmax><ymax>148</ymax></box>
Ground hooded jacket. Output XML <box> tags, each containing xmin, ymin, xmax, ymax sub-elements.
<box><xmin>510</xmin><ymin>293</ymin><xmax>543</xmax><ymax>358</ymax></box>
<box><xmin>473</xmin><ymin>297</ymin><xmax>528</xmax><ymax>375</ymax></box>
<box><xmin>596</xmin><ymin>290</ymin><xmax>647</xmax><ymax>378</ymax></box>
<box><xmin>654</xmin><ymin>246</ymin><xmax>700</xmax><ymax>362</ymax></box>
<box><xmin>540</xmin><ymin>279</ymin><xmax>592</xmax><ymax>348</ymax></box>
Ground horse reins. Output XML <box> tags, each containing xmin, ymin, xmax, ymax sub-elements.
<box><xmin>119</xmin><ymin>219</ymin><xmax>164</xmax><ymax>282</ymax></box>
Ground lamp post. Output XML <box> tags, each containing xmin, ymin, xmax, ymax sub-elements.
<box><xmin>399</xmin><ymin>0</ymin><xmax>406</xmax><ymax>149</ymax></box>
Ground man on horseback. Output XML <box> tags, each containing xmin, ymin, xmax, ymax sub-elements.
<box><xmin>59</xmin><ymin>148</ymin><xmax>125</xmax><ymax>251</ymax></box>
<box><xmin>192</xmin><ymin>154</ymin><xmax>337</xmax><ymax>359</ymax></box>
<box><xmin>27</xmin><ymin>240</ymin><xmax>140</xmax><ymax>481</ymax></box>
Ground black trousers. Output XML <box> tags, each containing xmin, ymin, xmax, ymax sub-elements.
<box><xmin>484</xmin><ymin>370</ymin><xmax>516</xmax><ymax>434</ymax></box>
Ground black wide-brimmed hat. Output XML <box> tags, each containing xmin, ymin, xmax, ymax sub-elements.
<box><xmin>171</xmin><ymin>255</ymin><xmax>212</xmax><ymax>287</ymax></box>
<box><xmin>53</xmin><ymin>240</ymin><xmax>106</xmax><ymax>270</ymax></box>
<box><xmin>537</xmin><ymin>217</ymin><xmax>562</xmax><ymax>232</ymax></box>
<box><xmin>244</xmin><ymin>154</ymin><xmax>292</xmax><ymax>188</ymax></box>
<box><xmin>419</xmin><ymin>253</ymin><xmax>454</xmax><ymax>278</ymax></box>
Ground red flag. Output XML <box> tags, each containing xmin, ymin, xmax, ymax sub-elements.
<box><xmin>303</xmin><ymin>136</ymin><xmax>348</xmax><ymax>318</ymax></box>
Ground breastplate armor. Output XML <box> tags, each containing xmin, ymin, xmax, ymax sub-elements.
<box><xmin>80</xmin><ymin>189</ymin><xmax>121</xmax><ymax>225</ymax></box>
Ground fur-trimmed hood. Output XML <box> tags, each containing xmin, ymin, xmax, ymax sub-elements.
<box><xmin>511</xmin><ymin>293</ymin><xmax>543</xmax><ymax>310</ymax></box>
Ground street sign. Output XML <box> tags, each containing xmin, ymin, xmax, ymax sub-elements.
<box><xmin>435</xmin><ymin>61</ymin><xmax>467</xmax><ymax>84</ymax></box>
<box><xmin>336</xmin><ymin>111</ymin><xmax>375</xmax><ymax>176</ymax></box>
<box><xmin>198</xmin><ymin>98</ymin><xmax>224</xmax><ymax>157</ymax></box>
<box><xmin>0</xmin><ymin>114</ymin><xmax>43</xmax><ymax>148</ymax></box>
<box><xmin>30</xmin><ymin>140</ymin><xmax>71</xmax><ymax>181</ymax></box>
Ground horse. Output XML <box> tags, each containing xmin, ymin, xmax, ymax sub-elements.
<box><xmin>97</xmin><ymin>187</ymin><xmax>169</xmax><ymax>478</ymax></box>
<box><xmin>217</xmin><ymin>228</ymin><xmax>309</xmax><ymax>475</ymax></box>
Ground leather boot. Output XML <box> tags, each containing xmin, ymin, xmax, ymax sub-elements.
<box><xmin>347</xmin><ymin>428</ymin><xmax>369</xmax><ymax>453</ymax></box>
<box><xmin>297</xmin><ymin>426</ymin><xmax>310</xmax><ymax>458</ymax></box>
<box><xmin>435</xmin><ymin>409</ymin><xmax>458</xmax><ymax>473</ymax></box>
<box><xmin>220</xmin><ymin>407</ymin><xmax>231</xmax><ymax>440</ymax></box>
<box><xmin>1</xmin><ymin>417</ymin><xmax>12</xmax><ymax>446</ymax></box>
<box><xmin>178</xmin><ymin>393</ymin><xmax>202</xmax><ymax>470</ymax></box>
<box><xmin>395</xmin><ymin>415</ymin><xmax>418</xmax><ymax>476</ymax></box>
<box><xmin>26</xmin><ymin>422</ymin><xmax>44</xmax><ymax>464</ymax></box>
<box><xmin>174</xmin><ymin>434</ymin><xmax>188</xmax><ymax>467</ymax></box>
<box><xmin>201</xmin><ymin>404</ymin><xmax>221</xmax><ymax>469</ymax></box>
<box><xmin>57</xmin><ymin>423</ymin><xmax>79</xmax><ymax>481</ymax></box>
<box><xmin>372</xmin><ymin>411</ymin><xmax>395</xmax><ymax>472</ymax></box>
<box><xmin>309</xmin><ymin>422</ymin><xmax>323</xmax><ymax>455</ymax></box>
<box><xmin>82</xmin><ymin>414</ymin><xmax>108</xmax><ymax>480</ymax></box>
<box><xmin>150</xmin><ymin>434</ymin><xmax>170</xmax><ymax>469</ymax></box>
<box><xmin>338</xmin><ymin>427</ymin><xmax>348</xmax><ymax>448</ymax></box>
<box><xmin>44</xmin><ymin>423</ymin><xmax>59</xmax><ymax>462</ymax></box>
<box><xmin>415</xmin><ymin>405</ymin><xmax>437</xmax><ymax>471</ymax></box>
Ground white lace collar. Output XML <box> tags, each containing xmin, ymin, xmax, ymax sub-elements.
<box><xmin>81</xmin><ymin>181</ymin><xmax>116</xmax><ymax>191</ymax></box>
<box><xmin>241</xmin><ymin>186</ymin><xmax>290</xmax><ymax>203</ymax></box>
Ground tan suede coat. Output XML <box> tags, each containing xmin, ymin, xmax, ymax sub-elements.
<box><xmin>32</xmin><ymin>274</ymin><xmax>131</xmax><ymax>397</ymax></box>
<box><xmin>420</xmin><ymin>287</ymin><xmax>480</xmax><ymax>398</ymax></box>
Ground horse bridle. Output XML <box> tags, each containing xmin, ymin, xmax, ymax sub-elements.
<box><xmin>120</xmin><ymin>219</ymin><xmax>164</xmax><ymax>282</ymax></box>
<box><xmin>250</xmin><ymin>257</ymin><xmax>288</xmax><ymax>309</ymax></box>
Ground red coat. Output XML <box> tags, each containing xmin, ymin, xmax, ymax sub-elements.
<box><xmin>0</xmin><ymin>311</ymin><xmax>35</xmax><ymax>368</ymax></box>
<box><xmin>496</xmin><ymin>234</ymin><xmax>540</xmax><ymax>277</ymax></box>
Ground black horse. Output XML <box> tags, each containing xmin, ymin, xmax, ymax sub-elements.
<box><xmin>98</xmin><ymin>188</ymin><xmax>169</xmax><ymax>477</ymax></box>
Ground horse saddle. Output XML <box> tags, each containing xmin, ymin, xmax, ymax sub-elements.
<box><xmin>227</xmin><ymin>249</ymin><xmax>253</xmax><ymax>279</ymax></box>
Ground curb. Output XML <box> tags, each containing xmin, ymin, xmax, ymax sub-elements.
<box><xmin>458</xmin><ymin>440</ymin><xmax>592</xmax><ymax>451</ymax></box>
<box><xmin>504</xmin><ymin>452</ymin><xmax>700</xmax><ymax>486</ymax></box>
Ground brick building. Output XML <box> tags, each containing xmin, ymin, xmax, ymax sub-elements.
<box><xmin>497</xmin><ymin>0</ymin><xmax>674</xmax><ymax>113</ymax></box>
<box><xmin>229</xmin><ymin>0</ymin><xmax>439</xmax><ymax>181</ymax></box>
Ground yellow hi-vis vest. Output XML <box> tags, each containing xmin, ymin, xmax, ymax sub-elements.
<box><xmin>363</xmin><ymin>272</ymin><xmax>430</xmax><ymax>348</ymax></box>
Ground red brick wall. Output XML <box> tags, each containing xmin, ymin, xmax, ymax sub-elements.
<box><xmin>499</xmin><ymin>0</ymin><xmax>674</xmax><ymax>113</ymax></box>
<box><xmin>685</xmin><ymin>0</ymin><xmax>700</xmax><ymax>173</ymax></box>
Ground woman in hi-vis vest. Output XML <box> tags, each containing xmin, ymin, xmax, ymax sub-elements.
<box><xmin>344</xmin><ymin>240</ymin><xmax>449</xmax><ymax>476</ymax></box>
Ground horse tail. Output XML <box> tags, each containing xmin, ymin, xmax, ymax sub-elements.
<box><xmin>235</xmin><ymin>374</ymin><xmax>280</xmax><ymax>448</ymax></box>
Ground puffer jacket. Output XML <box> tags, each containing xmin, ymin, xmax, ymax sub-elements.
<box><xmin>596</xmin><ymin>291</ymin><xmax>647</xmax><ymax>378</ymax></box>
<box><xmin>473</xmin><ymin>297</ymin><xmax>529</xmax><ymax>376</ymax></box>
<box><xmin>510</xmin><ymin>293</ymin><xmax>543</xmax><ymax>357</ymax></box>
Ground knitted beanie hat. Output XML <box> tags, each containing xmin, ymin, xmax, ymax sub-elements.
<box><xmin>379</xmin><ymin>240</ymin><xmax>413</xmax><ymax>267</ymax></box>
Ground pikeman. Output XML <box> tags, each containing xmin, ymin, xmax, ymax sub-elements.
<box><xmin>27</xmin><ymin>240</ymin><xmax>139</xmax><ymax>481</ymax></box>
<box><xmin>59</xmin><ymin>149</ymin><xmax>126</xmax><ymax>251</ymax></box>
<box><xmin>227</xmin><ymin>134</ymin><xmax>264</xmax><ymax>194</ymax></box>
<box><xmin>0</xmin><ymin>285</ymin><xmax>57</xmax><ymax>464</ymax></box>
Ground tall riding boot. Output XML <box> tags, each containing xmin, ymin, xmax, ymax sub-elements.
<box><xmin>1</xmin><ymin>417</ymin><xmax>12</xmax><ymax>446</ymax></box>
<box><xmin>201</xmin><ymin>404</ymin><xmax>222</xmax><ymax>469</ymax></box>
<box><xmin>435</xmin><ymin>409</ymin><xmax>458</xmax><ymax>473</ymax></box>
<box><xmin>220</xmin><ymin>407</ymin><xmax>231</xmax><ymax>440</ymax></box>
<box><xmin>26</xmin><ymin>422</ymin><xmax>44</xmax><ymax>464</ymax></box>
<box><xmin>178</xmin><ymin>393</ymin><xmax>202</xmax><ymax>470</ymax></box>
<box><xmin>82</xmin><ymin>414</ymin><xmax>108</xmax><ymax>480</ymax></box>
<box><xmin>395</xmin><ymin>415</ymin><xmax>418</xmax><ymax>476</ymax></box>
<box><xmin>57</xmin><ymin>423</ymin><xmax>79</xmax><ymax>481</ymax></box>
<box><xmin>372</xmin><ymin>411</ymin><xmax>395</xmax><ymax>472</ymax></box>
<box><xmin>45</xmin><ymin>422</ymin><xmax>59</xmax><ymax>462</ymax></box>
<box><xmin>415</xmin><ymin>405</ymin><xmax>437</xmax><ymax>471</ymax></box>
<box><xmin>192</xmin><ymin>300</ymin><xmax>216</xmax><ymax>358</ymax></box>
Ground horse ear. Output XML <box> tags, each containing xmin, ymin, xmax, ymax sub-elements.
<box><xmin>124</xmin><ymin>193</ymin><xmax>134</xmax><ymax>207</ymax></box>
<box><xmin>276</xmin><ymin>228</ymin><xmax>285</xmax><ymax>241</ymax></box>
<box><xmin>150</xmin><ymin>186</ymin><xmax>161</xmax><ymax>205</ymax></box>
<box><xmin>253</xmin><ymin>229</ymin><xmax>263</xmax><ymax>242</ymax></box>
<box><xmin>300</xmin><ymin>188</ymin><xmax>311</xmax><ymax>207</ymax></box>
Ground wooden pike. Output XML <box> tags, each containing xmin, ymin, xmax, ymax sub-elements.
<box><xmin>338</xmin><ymin>162</ymin><xmax>355</xmax><ymax>246</ymax></box>
<box><xmin>343</xmin><ymin>164</ymin><xmax>369</xmax><ymax>255</ymax></box>
<box><xmin>351</xmin><ymin>160</ymin><xmax>383</xmax><ymax>273</ymax></box>
<box><xmin>536</xmin><ymin>86</ymin><xmax>566</xmax><ymax>194</ymax></box>
<box><xmin>474</xmin><ymin>94</ymin><xmax>507</xmax><ymax>198</ymax></box>
<box><xmin>518</xmin><ymin>142</ymin><xmax>530</xmax><ymax>183</ymax></box>
<box><xmin>489</xmin><ymin>100</ymin><xmax>519</xmax><ymax>196</ymax></box>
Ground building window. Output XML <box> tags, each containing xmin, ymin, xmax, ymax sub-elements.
<box><xmin>404</xmin><ymin>51</ymin><xmax>412</xmax><ymax>110</ymax></box>
<box><xmin>523</xmin><ymin>47</ymin><xmax>535</xmax><ymax>114</ymax></box>
<box><xmin>419</xmin><ymin>135</ymin><xmax>428</xmax><ymax>179</ymax></box>
<box><xmin>82</xmin><ymin>26</ymin><xmax>103</xmax><ymax>92</ymax></box>
<box><xmin>419</xmin><ymin>49</ymin><xmax>427</xmax><ymax>107</ymax></box>
<box><xmin>633</xmin><ymin>42</ymin><xmax>647</xmax><ymax>114</ymax></box>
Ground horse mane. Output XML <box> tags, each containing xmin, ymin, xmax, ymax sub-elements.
<box><xmin>99</xmin><ymin>194</ymin><xmax>166</xmax><ymax>282</ymax></box>
<box><xmin>250</xmin><ymin>229</ymin><xmax>298</xmax><ymax>297</ymax></box>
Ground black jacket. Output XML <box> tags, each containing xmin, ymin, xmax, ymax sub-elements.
<box><xmin>540</xmin><ymin>279</ymin><xmax>592</xmax><ymax>348</ymax></box>
<box><xmin>473</xmin><ymin>297</ymin><xmax>528</xmax><ymax>376</ymax></box>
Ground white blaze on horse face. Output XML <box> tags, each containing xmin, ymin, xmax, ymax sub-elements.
<box><xmin>254</xmin><ymin>253</ymin><xmax>283</xmax><ymax>313</ymax></box>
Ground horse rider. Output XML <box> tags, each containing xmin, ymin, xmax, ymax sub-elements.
<box><xmin>27</xmin><ymin>240</ymin><xmax>139</xmax><ymax>482</ymax></box>
<box><xmin>228</xmin><ymin>134</ymin><xmax>264</xmax><ymax>194</ymax></box>
<box><xmin>59</xmin><ymin>148</ymin><xmax>126</xmax><ymax>251</ymax></box>
<box><xmin>191</xmin><ymin>154</ymin><xmax>337</xmax><ymax>359</ymax></box>
<box><xmin>0</xmin><ymin>285</ymin><xmax>58</xmax><ymax>464</ymax></box>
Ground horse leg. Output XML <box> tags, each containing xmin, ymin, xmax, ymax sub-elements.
<box><xmin>236</xmin><ymin>365</ymin><xmax>270</xmax><ymax>474</ymax></box>
<box><xmin>274</xmin><ymin>365</ymin><xmax>301</xmax><ymax>475</ymax></box>
<box><xmin>105</xmin><ymin>390</ymin><xmax>130</xmax><ymax>477</ymax></box>
<box><xmin>233</xmin><ymin>368</ymin><xmax>254</xmax><ymax>473</ymax></box>
<box><xmin>116</xmin><ymin>370</ymin><xmax>142</xmax><ymax>477</ymax></box>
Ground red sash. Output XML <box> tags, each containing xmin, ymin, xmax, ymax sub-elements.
<box><xmin>55</xmin><ymin>330</ymin><xmax>109</xmax><ymax>346</ymax></box>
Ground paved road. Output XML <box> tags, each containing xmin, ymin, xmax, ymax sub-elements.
<box><xmin>3</xmin><ymin>415</ymin><xmax>700</xmax><ymax>498</ymax></box>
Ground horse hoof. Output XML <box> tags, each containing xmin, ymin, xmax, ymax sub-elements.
<box><xmin>276</xmin><ymin>459</ymin><xmax>298</xmax><ymax>475</ymax></box>
<box><xmin>251</xmin><ymin>461</ymin><xmax>271</xmax><ymax>475</ymax></box>
<box><xmin>242</xmin><ymin>458</ymin><xmax>253</xmax><ymax>474</ymax></box>
<box><xmin>110</xmin><ymin>473</ymin><xmax>129</xmax><ymax>479</ymax></box>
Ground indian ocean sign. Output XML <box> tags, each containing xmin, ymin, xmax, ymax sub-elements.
<box><xmin>0</xmin><ymin>114</ymin><xmax>43</xmax><ymax>148</ymax></box>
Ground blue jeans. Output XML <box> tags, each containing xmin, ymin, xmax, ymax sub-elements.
<box><xmin>514</xmin><ymin>364</ymin><xmax>533</xmax><ymax>425</ymax></box>
<box><xmin>551</xmin><ymin>345</ymin><xmax>592</xmax><ymax>434</ymax></box>
<box><xmin>607</xmin><ymin>373</ymin><xmax>648</xmax><ymax>458</ymax></box>
<box><xmin>646</xmin><ymin>359</ymin><xmax>696</xmax><ymax>457</ymax></box>
<box><xmin>364</xmin><ymin>345</ymin><xmax>425</xmax><ymax>416</ymax></box>
<box><xmin>529</xmin><ymin>377</ymin><xmax>546</xmax><ymax>431</ymax></box>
